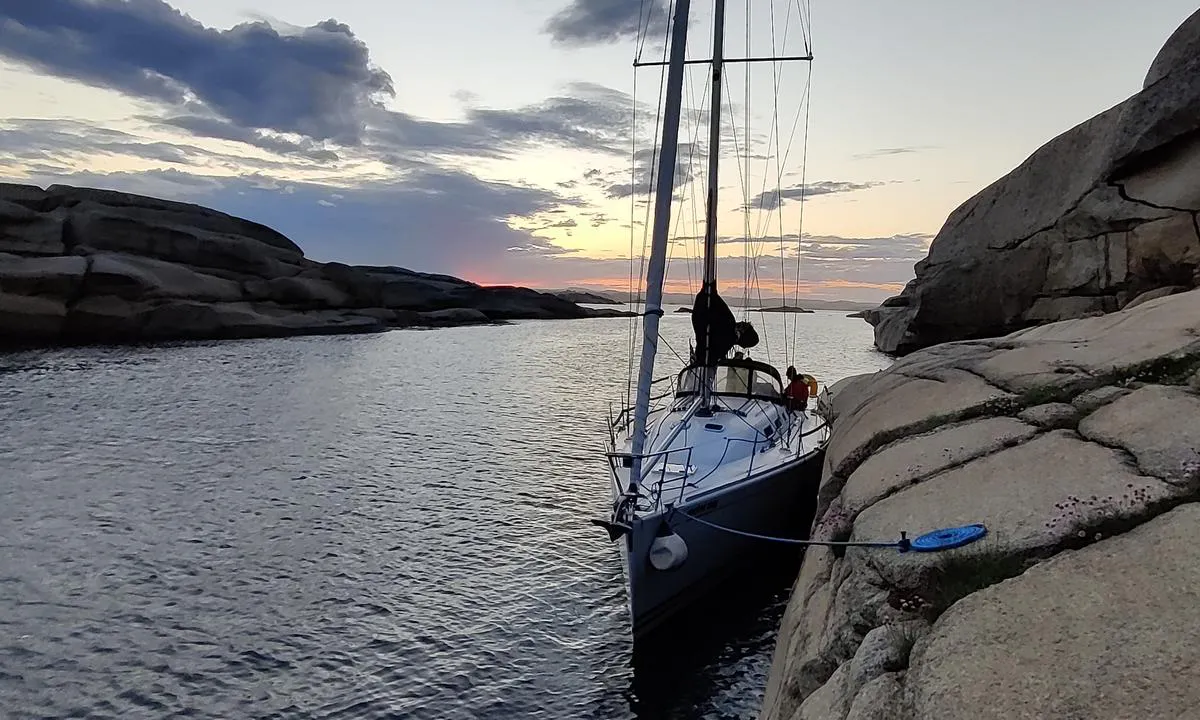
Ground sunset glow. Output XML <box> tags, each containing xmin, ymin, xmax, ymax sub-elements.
<box><xmin>1</xmin><ymin>0</ymin><xmax>1192</xmax><ymax>302</ymax></box>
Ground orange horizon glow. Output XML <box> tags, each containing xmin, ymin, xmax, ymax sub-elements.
<box><xmin>473</xmin><ymin>275</ymin><xmax>905</xmax><ymax>296</ymax></box>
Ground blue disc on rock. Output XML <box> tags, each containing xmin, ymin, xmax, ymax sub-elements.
<box><xmin>910</xmin><ymin>523</ymin><xmax>987</xmax><ymax>552</ymax></box>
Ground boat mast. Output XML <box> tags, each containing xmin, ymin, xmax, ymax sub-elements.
<box><xmin>699</xmin><ymin>0</ymin><xmax>727</xmax><ymax>408</ymax></box>
<box><xmin>629</xmin><ymin>0</ymin><xmax>694</xmax><ymax>490</ymax></box>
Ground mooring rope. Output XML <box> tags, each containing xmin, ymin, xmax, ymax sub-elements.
<box><xmin>670</xmin><ymin>508</ymin><xmax>988</xmax><ymax>553</ymax></box>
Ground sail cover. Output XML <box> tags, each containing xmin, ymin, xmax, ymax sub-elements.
<box><xmin>691</xmin><ymin>285</ymin><xmax>758</xmax><ymax>365</ymax></box>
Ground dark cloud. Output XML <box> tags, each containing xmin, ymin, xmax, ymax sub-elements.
<box><xmin>462</xmin><ymin>82</ymin><xmax>633</xmax><ymax>155</ymax></box>
<box><xmin>0</xmin><ymin>1</ymin><xmax>392</xmax><ymax>144</ymax></box>
<box><xmin>0</xmin><ymin>2</ymin><xmax>643</xmax><ymax>164</ymax></box>
<box><xmin>362</xmin><ymin>82</ymin><xmax>635</xmax><ymax>162</ymax></box>
<box><xmin>544</xmin><ymin>0</ymin><xmax>670</xmax><ymax>46</ymax></box>
<box><xmin>748</xmin><ymin>181</ymin><xmax>883</xmax><ymax>210</ymax></box>
<box><xmin>600</xmin><ymin>144</ymin><xmax>698</xmax><ymax>199</ymax></box>
<box><xmin>0</xmin><ymin>118</ymin><xmax>309</xmax><ymax>173</ymax></box>
<box><xmin>157</xmin><ymin>116</ymin><xmax>340</xmax><ymax>162</ymax></box>
<box><xmin>0</xmin><ymin>119</ymin><xmax>188</xmax><ymax>164</ymax></box>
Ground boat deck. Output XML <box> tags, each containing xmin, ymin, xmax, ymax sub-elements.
<box><xmin>609</xmin><ymin>402</ymin><xmax>828</xmax><ymax>514</ymax></box>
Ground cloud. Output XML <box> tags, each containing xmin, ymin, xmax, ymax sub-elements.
<box><xmin>748</xmin><ymin>181</ymin><xmax>883</xmax><ymax>210</ymax></box>
<box><xmin>0</xmin><ymin>118</ymin><xmax>188</xmax><ymax>164</ymax></box>
<box><xmin>597</xmin><ymin>144</ymin><xmax>697</xmax><ymax>199</ymax></box>
<box><xmin>544</xmin><ymin>0</ymin><xmax>671</xmax><ymax>46</ymax></box>
<box><xmin>0</xmin><ymin>118</ymin><xmax>311</xmax><ymax>173</ymax></box>
<box><xmin>448</xmin><ymin>82</ymin><xmax>633</xmax><ymax>156</ymax></box>
<box><xmin>852</xmin><ymin>146</ymin><xmax>939</xmax><ymax>160</ymax></box>
<box><xmin>157</xmin><ymin>116</ymin><xmax>340</xmax><ymax>162</ymax></box>
<box><xmin>0</xmin><ymin>2</ymin><xmax>393</xmax><ymax>145</ymax></box>
<box><xmin>0</xmin><ymin>2</ymin><xmax>661</xmax><ymax>171</ymax></box>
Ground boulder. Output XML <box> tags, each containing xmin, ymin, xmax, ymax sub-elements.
<box><xmin>1144</xmin><ymin>8</ymin><xmax>1200</xmax><ymax>88</ymax></box>
<box><xmin>243</xmin><ymin>276</ymin><xmax>353</xmax><ymax>308</ymax></box>
<box><xmin>86</xmin><ymin>254</ymin><xmax>244</xmax><ymax>302</ymax></box>
<box><xmin>0</xmin><ymin>199</ymin><xmax>67</xmax><ymax>256</ymax></box>
<box><xmin>0</xmin><ymin>255</ymin><xmax>88</xmax><ymax>297</ymax></box>
<box><xmin>69</xmin><ymin>200</ymin><xmax>305</xmax><ymax>278</ymax></box>
<box><xmin>866</xmin><ymin>9</ymin><xmax>1200</xmax><ymax>355</ymax></box>
<box><xmin>760</xmin><ymin>288</ymin><xmax>1200</xmax><ymax>720</ymax></box>
<box><xmin>45</xmin><ymin>184</ymin><xmax>302</xmax><ymax>254</ymax></box>
<box><xmin>0</xmin><ymin>292</ymin><xmax>68</xmax><ymax>340</ymax></box>
<box><xmin>418</xmin><ymin>307</ymin><xmax>492</xmax><ymax>325</ymax></box>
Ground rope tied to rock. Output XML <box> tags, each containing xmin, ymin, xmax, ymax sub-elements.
<box><xmin>670</xmin><ymin>507</ymin><xmax>987</xmax><ymax>553</ymax></box>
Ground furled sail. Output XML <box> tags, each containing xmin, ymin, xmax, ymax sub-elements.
<box><xmin>691</xmin><ymin>285</ymin><xmax>758</xmax><ymax>365</ymax></box>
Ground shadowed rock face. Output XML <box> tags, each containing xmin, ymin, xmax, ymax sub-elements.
<box><xmin>0</xmin><ymin>183</ymin><xmax>615</xmax><ymax>348</ymax></box>
<box><xmin>760</xmin><ymin>287</ymin><xmax>1200</xmax><ymax>720</ymax></box>
<box><xmin>867</xmin><ymin>8</ymin><xmax>1200</xmax><ymax>355</ymax></box>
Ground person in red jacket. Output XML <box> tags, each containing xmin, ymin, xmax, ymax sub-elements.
<box><xmin>784</xmin><ymin>366</ymin><xmax>810</xmax><ymax>411</ymax></box>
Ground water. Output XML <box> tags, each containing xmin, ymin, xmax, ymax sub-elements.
<box><xmin>0</xmin><ymin>311</ymin><xmax>890</xmax><ymax>719</ymax></box>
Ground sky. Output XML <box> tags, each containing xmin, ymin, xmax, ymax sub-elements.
<box><xmin>0</xmin><ymin>0</ymin><xmax>1194</xmax><ymax>302</ymax></box>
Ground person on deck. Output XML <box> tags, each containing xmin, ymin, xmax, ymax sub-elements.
<box><xmin>784</xmin><ymin>366</ymin><xmax>809</xmax><ymax>411</ymax></box>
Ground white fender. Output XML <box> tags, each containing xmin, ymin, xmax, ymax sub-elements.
<box><xmin>648</xmin><ymin>531</ymin><xmax>689</xmax><ymax>571</ymax></box>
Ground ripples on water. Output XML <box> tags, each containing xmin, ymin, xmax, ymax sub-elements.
<box><xmin>0</xmin><ymin>312</ymin><xmax>890</xmax><ymax>719</ymax></box>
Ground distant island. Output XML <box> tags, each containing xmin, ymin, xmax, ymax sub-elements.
<box><xmin>753</xmin><ymin>305</ymin><xmax>814</xmax><ymax>314</ymax></box>
<box><xmin>0</xmin><ymin>183</ymin><xmax>634</xmax><ymax>350</ymax></box>
<box><xmin>550</xmin><ymin>289</ymin><xmax>622</xmax><ymax>305</ymax></box>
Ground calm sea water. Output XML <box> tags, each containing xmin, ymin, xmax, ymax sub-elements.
<box><xmin>0</xmin><ymin>310</ymin><xmax>889</xmax><ymax>720</ymax></box>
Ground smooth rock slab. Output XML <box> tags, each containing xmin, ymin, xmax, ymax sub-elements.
<box><xmin>0</xmin><ymin>255</ymin><xmax>88</xmax><ymax>297</ymax></box>
<box><xmin>0</xmin><ymin>292</ymin><xmax>67</xmax><ymax>339</ymax></box>
<box><xmin>974</xmin><ymin>288</ymin><xmax>1200</xmax><ymax>393</ymax></box>
<box><xmin>1079</xmin><ymin>384</ymin><xmax>1200</xmax><ymax>485</ymax></box>
<box><xmin>851</xmin><ymin>430</ymin><xmax>1175</xmax><ymax>577</ymax></box>
<box><xmin>1071</xmin><ymin>385</ymin><xmax>1132</xmax><ymax>414</ymax></box>
<box><xmin>844</xmin><ymin>673</ymin><xmax>905</xmax><ymax>720</ymax></box>
<box><xmin>87</xmin><ymin>253</ymin><xmax>244</xmax><ymax>302</ymax></box>
<box><xmin>907</xmin><ymin>503</ymin><xmax>1200</xmax><ymax>720</ymax></box>
<box><xmin>1016</xmin><ymin>402</ymin><xmax>1079</xmax><ymax>429</ymax></box>
<box><xmin>795</xmin><ymin>662</ymin><xmax>851</xmax><ymax>720</ymax></box>
<box><xmin>0</xmin><ymin>200</ymin><xmax>65</xmax><ymax>255</ymax></box>
<box><xmin>840</xmin><ymin>416</ymin><xmax>1037</xmax><ymax>519</ymax></box>
<box><xmin>825</xmin><ymin>368</ymin><xmax>1013</xmax><ymax>478</ymax></box>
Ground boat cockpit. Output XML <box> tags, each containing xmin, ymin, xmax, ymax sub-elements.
<box><xmin>673</xmin><ymin>356</ymin><xmax>787</xmax><ymax>405</ymax></box>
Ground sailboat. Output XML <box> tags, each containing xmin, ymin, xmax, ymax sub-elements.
<box><xmin>596</xmin><ymin>0</ymin><xmax>831</xmax><ymax>638</ymax></box>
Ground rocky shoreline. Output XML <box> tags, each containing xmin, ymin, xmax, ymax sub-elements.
<box><xmin>761</xmin><ymin>286</ymin><xmax>1200</xmax><ymax>720</ymax></box>
<box><xmin>0</xmin><ymin>183</ymin><xmax>630</xmax><ymax>350</ymax></box>
<box><xmin>761</xmin><ymin>10</ymin><xmax>1200</xmax><ymax>719</ymax></box>
<box><xmin>758</xmin><ymin>286</ymin><xmax>1200</xmax><ymax>720</ymax></box>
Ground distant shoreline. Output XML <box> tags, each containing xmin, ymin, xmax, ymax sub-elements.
<box><xmin>752</xmin><ymin>305</ymin><xmax>814</xmax><ymax>314</ymax></box>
